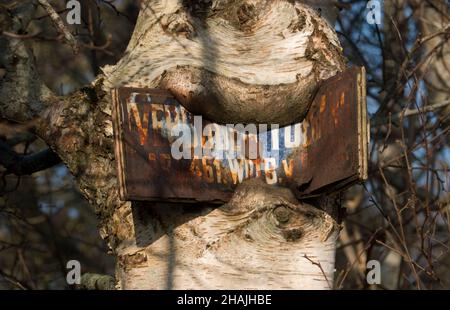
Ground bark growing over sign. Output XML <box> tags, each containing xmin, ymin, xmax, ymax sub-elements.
<box><xmin>0</xmin><ymin>0</ymin><xmax>345</xmax><ymax>289</ymax></box>
<box><xmin>112</xmin><ymin>67</ymin><xmax>368</xmax><ymax>203</ymax></box>
<box><xmin>119</xmin><ymin>179</ymin><xmax>338</xmax><ymax>289</ymax></box>
<box><xmin>102</xmin><ymin>0</ymin><xmax>345</xmax><ymax>125</ymax></box>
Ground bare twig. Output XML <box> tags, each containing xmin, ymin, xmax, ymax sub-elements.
<box><xmin>37</xmin><ymin>0</ymin><xmax>79</xmax><ymax>54</ymax></box>
<box><xmin>303</xmin><ymin>254</ymin><xmax>332</xmax><ymax>289</ymax></box>
<box><xmin>1</xmin><ymin>30</ymin><xmax>41</xmax><ymax>40</ymax></box>
<box><xmin>372</xmin><ymin>99</ymin><xmax>450</xmax><ymax>126</ymax></box>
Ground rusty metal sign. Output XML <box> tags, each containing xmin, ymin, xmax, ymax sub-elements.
<box><xmin>112</xmin><ymin>67</ymin><xmax>368</xmax><ymax>203</ymax></box>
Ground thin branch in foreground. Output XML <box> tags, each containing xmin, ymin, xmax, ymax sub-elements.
<box><xmin>37</xmin><ymin>0</ymin><xmax>79</xmax><ymax>54</ymax></box>
<box><xmin>1</xmin><ymin>30</ymin><xmax>41</xmax><ymax>40</ymax></box>
<box><xmin>372</xmin><ymin>99</ymin><xmax>450</xmax><ymax>126</ymax></box>
<box><xmin>303</xmin><ymin>254</ymin><xmax>332</xmax><ymax>289</ymax></box>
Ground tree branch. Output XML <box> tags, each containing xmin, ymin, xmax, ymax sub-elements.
<box><xmin>0</xmin><ymin>139</ymin><xmax>61</xmax><ymax>175</ymax></box>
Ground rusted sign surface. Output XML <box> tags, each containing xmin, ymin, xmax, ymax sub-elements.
<box><xmin>112</xmin><ymin>67</ymin><xmax>368</xmax><ymax>203</ymax></box>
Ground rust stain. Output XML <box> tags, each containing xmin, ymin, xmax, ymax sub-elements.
<box><xmin>320</xmin><ymin>95</ymin><xmax>327</xmax><ymax>113</ymax></box>
<box><xmin>340</xmin><ymin>92</ymin><xmax>345</xmax><ymax>107</ymax></box>
<box><xmin>129</xmin><ymin>103</ymin><xmax>149</xmax><ymax>146</ymax></box>
<box><xmin>282</xmin><ymin>159</ymin><xmax>294</xmax><ymax>178</ymax></box>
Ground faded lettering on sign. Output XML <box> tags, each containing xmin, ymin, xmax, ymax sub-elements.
<box><xmin>112</xmin><ymin>67</ymin><xmax>368</xmax><ymax>203</ymax></box>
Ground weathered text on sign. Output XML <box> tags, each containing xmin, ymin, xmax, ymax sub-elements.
<box><xmin>112</xmin><ymin>67</ymin><xmax>369</xmax><ymax>203</ymax></box>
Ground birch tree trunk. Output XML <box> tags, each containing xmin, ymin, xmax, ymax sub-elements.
<box><xmin>0</xmin><ymin>0</ymin><xmax>345</xmax><ymax>289</ymax></box>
